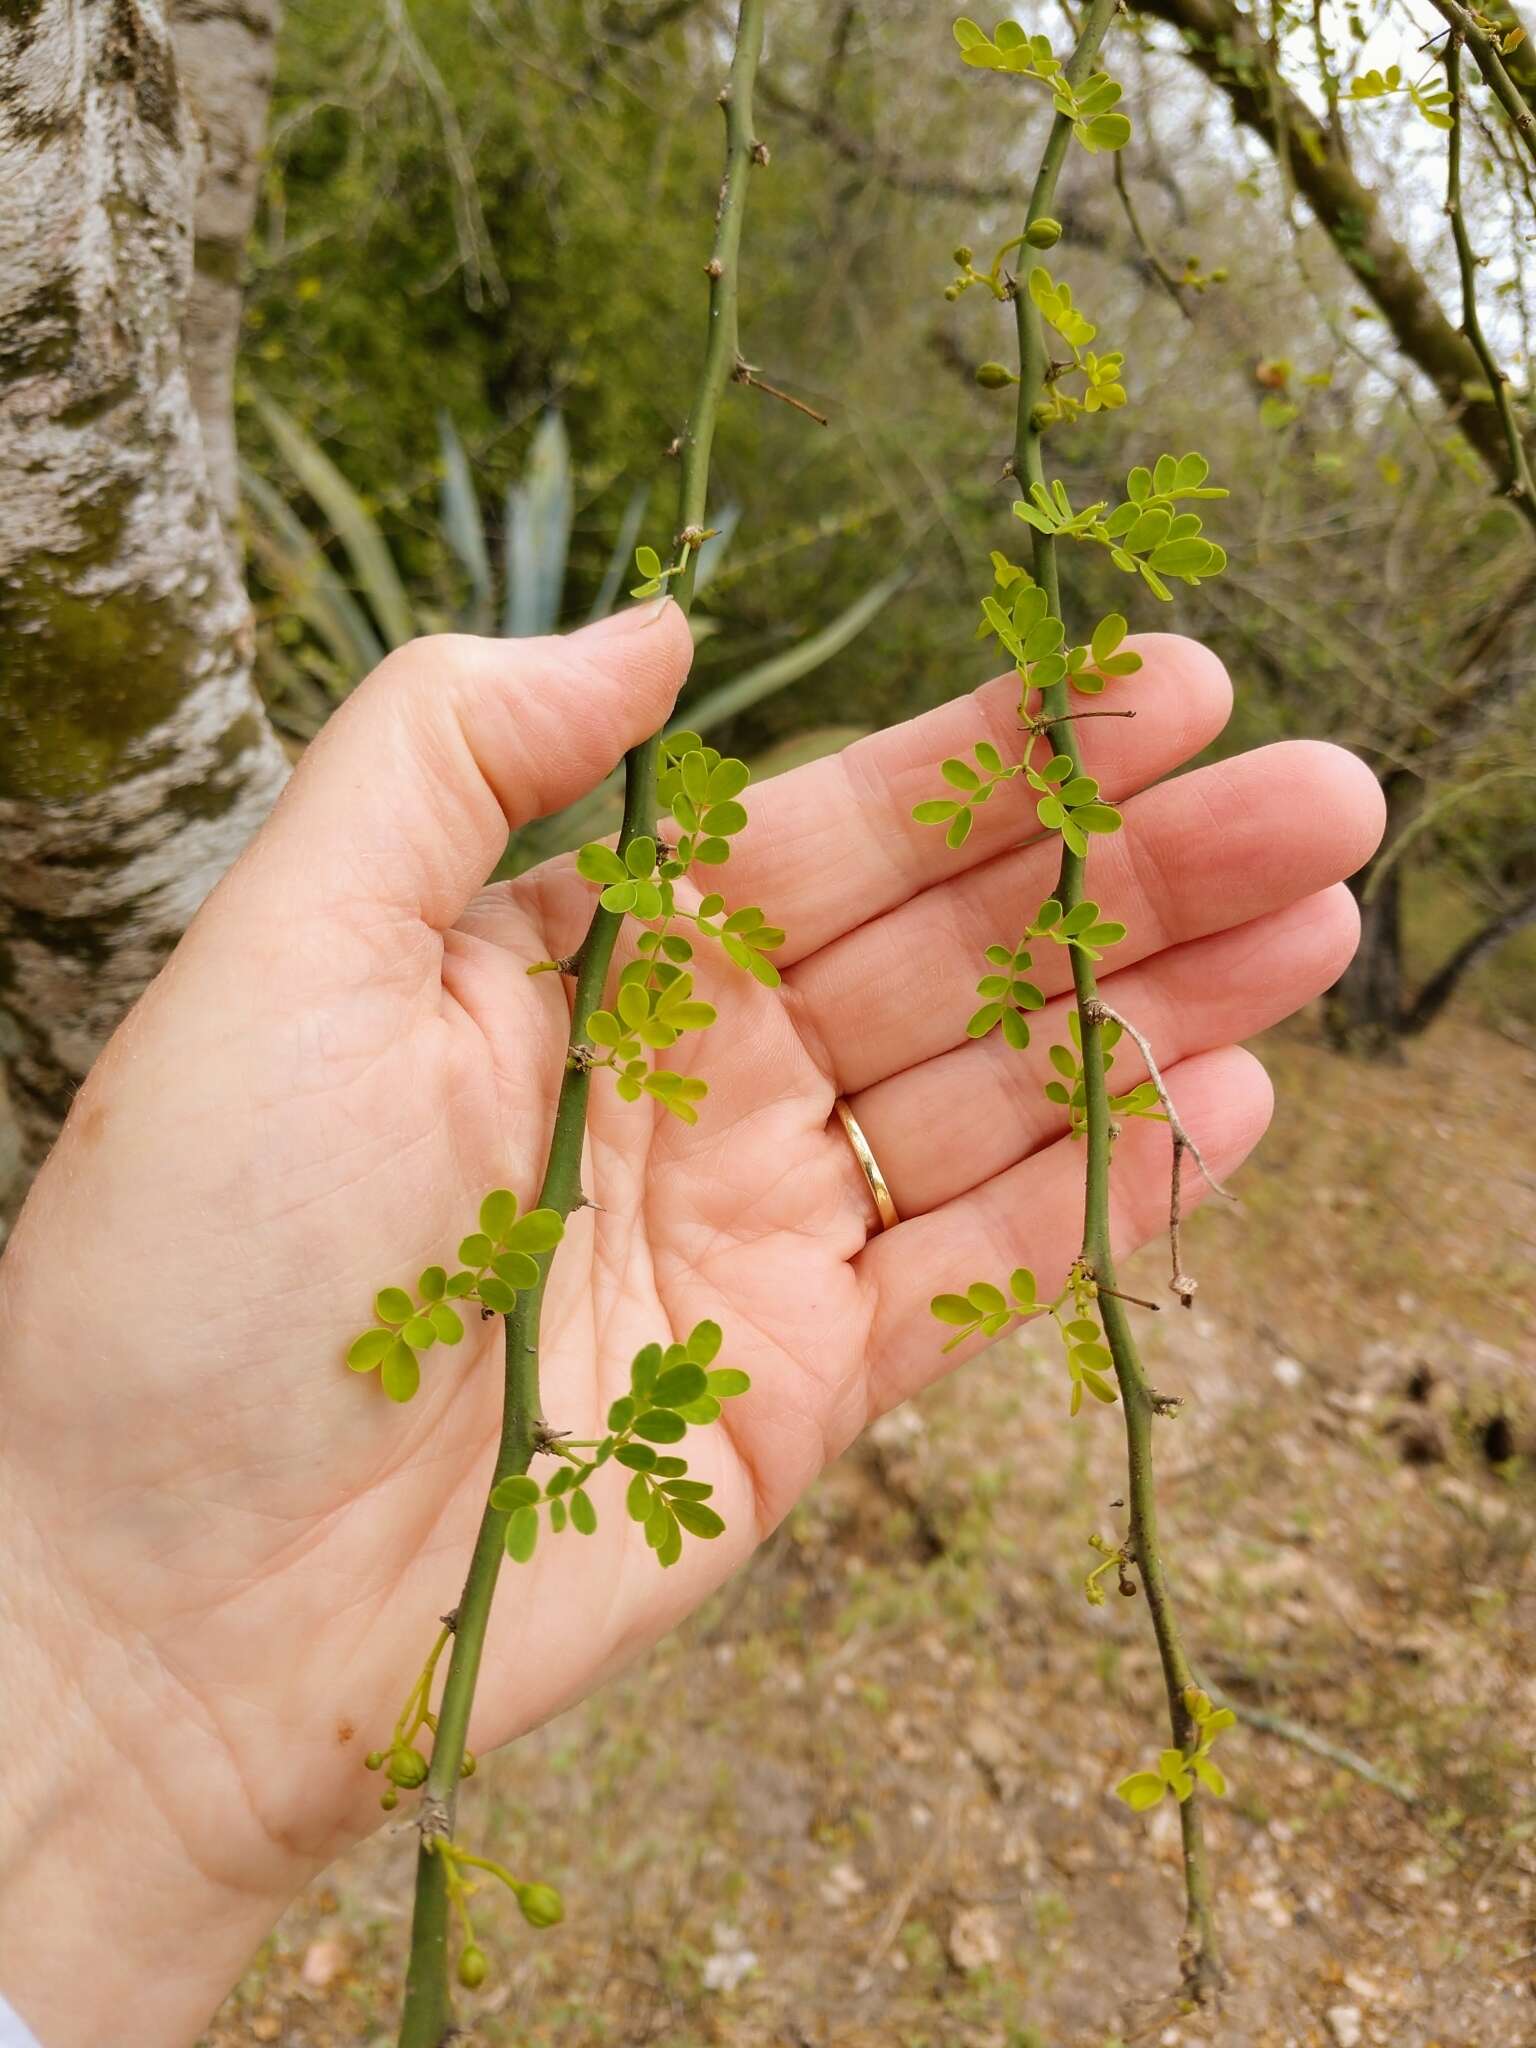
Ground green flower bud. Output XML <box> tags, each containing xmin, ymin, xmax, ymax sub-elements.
<box><xmin>457</xmin><ymin>1944</ymin><xmax>488</xmax><ymax>1989</ymax></box>
<box><xmin>974</xmin><ymin>362</ymin><xmax>1016</xmax><ymax>390</ymax></box>
<box><xmin>1210</xmin><ymin>266</ymin><xmax>1228</xmax><ymax>282</ymax></box>
<box><xmin>1029</xmin><ymin>401</ymin><xmax>1055</xmax><ymax>432</ymax></box>
<box><xmin>380</xmin><ymin>1786</ymin><xmax>399</xmax><ymax>1811</ymax></box>
<box><xmin>516</xmin><ymin>1881</ymin><xmax>565</xmax><ymax>1929</ymax></box>
<box><xmin>460</xmin><ymin>1751</ymin><xmax>477</xmax><ymax>1779</ymax></box>
<box><xmin>1025</xmin><ymin>216</ymin><xmax>1062</xmax><ymax>248</ymax></box>
<box><xmin>952</xmin><ymin>244</ymin><xmax>974</xmax><ymax>266</ymax></box>
<box><xmin>364</xmin><ymin>1750</ymin><xmax>385</xmax><ymax>1771</ymax></box>
<box><xmin>386</xmin><ymin>1745</ymin><xmax>429</xmax><ymax>1788</ymax></box>
<box><xmin>943</xmin><ymin>283</ymin><xmax>962</xmax><ymax>301</ymax></box>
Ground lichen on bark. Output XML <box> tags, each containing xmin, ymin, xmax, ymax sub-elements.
<box><xmin>0</xmin><ymin>0</ymin><xmax>289</xmax><ymax>1175</ymax></box>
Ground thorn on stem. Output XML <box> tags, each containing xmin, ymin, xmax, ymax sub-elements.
<box><xmin>731</xmin><ymin>357</ymin><xmax>829</xmax><ymax>425</ymax></box>
<box><xmin>1096</xmin><ymin>1281</ymin><xmax>1163</xmax><ymax>1313</ymax></box>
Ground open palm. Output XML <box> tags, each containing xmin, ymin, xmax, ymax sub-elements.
<box><xmin>0</xmin><ymin>604</ymin><xmax>1381</xmax><ymax>2044</ymax></box>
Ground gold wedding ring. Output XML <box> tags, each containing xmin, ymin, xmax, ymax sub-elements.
<box><xmin>832</xmin><ymin>1097</ymin><xmax>899</xmax><ymax>1233</ymax></box>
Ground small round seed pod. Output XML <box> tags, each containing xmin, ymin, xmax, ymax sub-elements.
<box><xmin>386</xmin><ymin>1746</ymin><xmax>429</xmax><ymax>1789</ymax></box>
<box><xmin>516</xmin><ymin>1882</ymin><xmax>565</xmax><ymax>1929</ymax></box>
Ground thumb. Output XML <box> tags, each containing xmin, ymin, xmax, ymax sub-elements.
<box><xmin>225</xmin><ymin>602</ymin><xmax>693</xmax><ymax>937</ymax></box>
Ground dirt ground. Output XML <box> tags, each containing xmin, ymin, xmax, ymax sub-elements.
<box><xmin>203</xmin><ymin>1005</ymin><xmax>1536</xmax><ymax>2048</ymax></box>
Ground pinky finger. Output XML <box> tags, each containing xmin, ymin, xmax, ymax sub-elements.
<box><xmin>857</xmin><ymin>1044</ymin><xmax>1274</xmax><ymax>1421</ymax></box>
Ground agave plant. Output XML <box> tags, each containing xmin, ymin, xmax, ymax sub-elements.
<box><xmin>241</xmin><ymin>395</ymin><xmax>901</xmax><ymax>866</ymax></box>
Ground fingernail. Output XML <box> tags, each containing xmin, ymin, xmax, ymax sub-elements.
<box><xmin>575</xmin><ymin>596</ymin><xmax>674</xmax><ymax>639</ymax></box>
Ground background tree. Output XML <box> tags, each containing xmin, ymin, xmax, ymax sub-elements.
<box><xmin>0</xmin><ymin>0</ymin><xmax>288</xmax><ymax>1180</ymax></box>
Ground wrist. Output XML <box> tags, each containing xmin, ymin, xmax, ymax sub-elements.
<box><xmin>0</xmin><ymin>1503</ymin><xmax>298</xmax><ymax>2048</ymax></box>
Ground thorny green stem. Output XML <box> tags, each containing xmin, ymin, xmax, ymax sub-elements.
<box><xmin>395</xmin><ymin>4</ymin><xmax>766</xmax><ymax>2037</ymax></box>
<box><xmin>1444</xmin><ymin>35</ymin><xmax>1536</xmax><ymax>515</ymax></box>
<box><xmin>1433</xmin><ymin>0</ymin><xmax>1536</xmax><ymax>171</ymax></box>
<box><xmin>1010</xmin><ymin>0</ymin><xmax>1223</xmax><ymax>1999</ymax></box>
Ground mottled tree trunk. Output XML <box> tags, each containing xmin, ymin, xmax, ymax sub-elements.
<box><xmin>171</xmin><ymin>0</ymin><xmax>281</xmax><ymax>529</ymax></box>
<box><xmin>0</xmin><ymin>0</ymin><xmax>288</xmax><ymax>1175</ymax></box>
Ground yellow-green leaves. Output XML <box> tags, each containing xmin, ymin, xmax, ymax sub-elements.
<box><xmin>490</xmin><ymin>1321</ymin><xmax>748</xmax><ymax>1569</ymax></box>
<box><xmin>1026</xmin><ymin>753</ymin><xmax>1122</xmax><ymax>857</ymax></box>
<box><xmin>913</xmin><ymin>738</ymin><xmax>1020</xmax><ymax>848</ymax></box>
<box><xmin>1022</xmin><ymin>269</ymin><xmax>1128</xmax><ymax>425</ymax></box>
<box><xmin>1032</xmin><ymin>895</ymin><xmax>1127</xmax><ymax>962</ymax></box>
<box><xmin>1057</xmin><ymin>1312</ymin><xmax>1117</xmax><ymax>1415</ymax></box>
<box><xmin>1077</xmin><ymin>613</ymin><xmax>1141</xmax><ymax>693</ymax></box>
<box><xmin>577</xmin><ymin>836</ymin><xmax>665</xmax><ymax>917</ymax></box>
<box><xmin>1012</xmin><ymin>454</ymin><xmax>1229</xmax><ymax>602</ymax></box>
<box><xmin>970</xmin><ymin>938</ymin><xmax>1045</xmax><ymax>1047</ymax></box>
<box><xmin>586</xmin><ymin>963</ymin><xmax>715</xmax><ymax>1122</ymax></box>
<box><xmin>347</xmin><ymin>1190</ymin><xmax>564</xmax><ymax>1401</ymax></box>
<box><xmin>952</xmin><ymin>19</ymin><xmax>1131</xmax><ymax>151</ymax></box>
<box><xmin>629</xmin><ymin>539</ymin><xmax>704</xmax><ymax>598</ymax></box>
<box><xmin>658</xmin><ymin>730</ymin><xmax>754</xmax><ymax>870</ymax></box>
<box><xmin>1347</xmin><ymin>63</ymin><xmax>1453</xmax><ymax>128</ymax></box>
<box><xmin>695</xmin><ymin>894</ymin><xmax>785</xmax><ymax>986</ymax></box>
<box><xmin>1103</xmin><ymin>453</ymin><xmax>1228</xmax><ymax>596</ymax></box>
<box><xmin>1116</xmin><ymin>1687</ymin><xmax>1234</xmax><ymax>1810</ymax></box>
<box><xmin>1043</xmin><ymin>1010</ymin><xmax>1163</xmax><ymax>1136</ymax></box>
<box><xmin>1067</xmin><ymin>73</ymin><xmax>1132</xmax><ymax>153</ymax></box>
<box><xmin>930</xmin><ymin>1267</ymin><xmax>1038</xmax><ymax>1351</ymax></box>
<box><xmin>1029</xmin><ymin>265</ymin><xmax>1096</xmax><ymax>348</ymax></box>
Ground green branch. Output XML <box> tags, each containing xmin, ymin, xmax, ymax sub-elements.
<box><xmin>1009</xmin><ymin>0</ymin><xmax>1224</xmax><ymax>1998</ymax></box>
<box><xmin>1433</xmin><ymin>0</ymin><xmax>1536</xmax><ymax>167</ymax></box>
<box><xmin>394</xmin><ymin>4</ymin><xmax>766</xmax><ymax>2038</ymax></box>
<box><xmin>1445</xmin><ymin>33</ymin><xmax>1536</xmax><ymax>517</ymax></box>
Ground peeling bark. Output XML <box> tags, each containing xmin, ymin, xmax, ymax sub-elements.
<box><xmin>0</xmin><ymin>0</ymin><xmax>289</xmax><ymax>1171</ymax></box>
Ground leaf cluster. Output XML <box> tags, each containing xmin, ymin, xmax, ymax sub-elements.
<box><xmin>1347</xmin><ymin>63</ymin><xmax>1453</xmax><ymax>129</ymax></box>
<box><xmin>586</xmin><ymin>962</ymin><xmax>716</xmax><ymax>1120</ymax></box>
<box><xmin>1013</xmin><ymin>454</ymin><xmax>1229</xmax><ymax>601</ymax></box>
<box><xmin>1116</xmin><ymin>1687</ymin><xmax>1234</xmax><ymax>1810</ymax></box>
<box><xmin>657</xmin><ymin>730</ymin><xmax>752</xmax><ymax>867</ymax></box>
<box><xmin>347</xmin><ymin>1189</ymin><xmax>564</xmax><ymax>1401</ymax></box>
<box><xmin>1028</xmin><ymin>267</ymin><xmax>1128</xmax><ymax>422</ymax></box>
<box><xmin>571</xmin><ymin>728</ymin><xmax>784</xmax><ymax>1118</ymax></box>
<box><xmin>967</xmin><ymin>938</ymin><xmax>1045</xmax><ymax>1047</ymax></box>
<box><xmin>488</xmin><ymin>1321</ymin><xmax>749</xmax><ymax>1569</ymax></box>
<box><xmin>977</xmin><ymin>572</ymin><xmax>1142</xmax><ymax>700</ymax></box>
<box><xmin>1025</xmin><ymin>752</ymin><xmax>1123</xmax><ymax>856</ymax></box>
<box><xmin>1044</xmin><ymin>1011</ymin><xmax>1163</xmax><ymax>1137</ymax></box>
<box><xmin>928</xmin><ymin>1266</ymin><xmax>1119</xmax><ymax>1415</ymax></box>
<box><xmin>952</xmin><ymin>19</ymin><xmax>1132</xmax><ymax>151</ymax></box>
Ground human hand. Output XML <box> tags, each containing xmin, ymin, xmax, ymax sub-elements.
<box><xmin>0</xmin><ymin>603</ymin><xmax>1382</xmax><ymax>2045</ymax></box>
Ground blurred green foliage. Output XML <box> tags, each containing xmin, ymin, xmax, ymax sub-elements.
<box><xmin>240</xmin><ymin>0</ymin><xmax>1535</xmax><ymax>1023</ymax></box>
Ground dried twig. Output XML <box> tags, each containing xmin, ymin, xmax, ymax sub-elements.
<box><xmin>1083</xmin><ymin>999</ymin><xmax>1237</xmax><ymax>1307</ymax></box>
